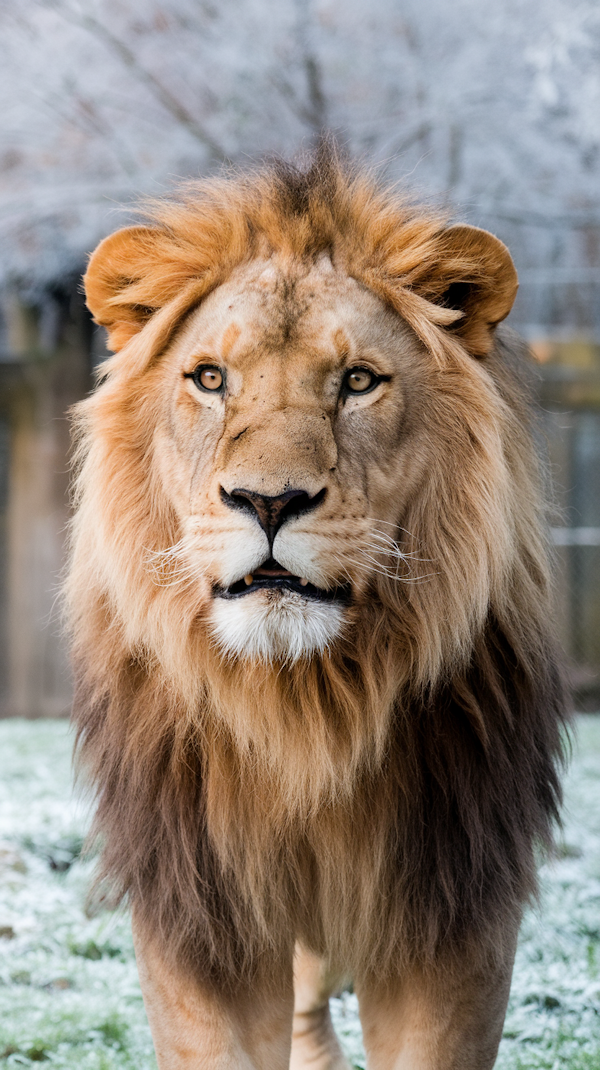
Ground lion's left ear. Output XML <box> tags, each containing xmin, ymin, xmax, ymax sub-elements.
<box><xmin>415</xmin><ymin>225</ymin><xmax>518</xmax><ymax>357</ymax></box>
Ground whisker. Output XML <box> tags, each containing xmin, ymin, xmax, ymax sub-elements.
<box><xmin>348</xmin><ymin>559</ymin><xmax>439</xmax><ymax>584</ymax></box>
<box><xmin>360</xmin><ymin>532</ymin><xmax>434</xmax><ymax>564</ymax></box>
<box><xmin>362</xmin><ymin>543</ymin><xmax>433</xmax><ymax>566</ymax></box>
<box><xmin>143</xmin><ymin>538</ymin><xmax>208</xmax><ymax>590</ymax></box>
<box><xmin>333</xmin><ymin>548</ymin><xmax>438</xmax><ymax>586</ymax></box>
<box><xmin>360</xmin><ymin>541</ymin><xmax>409</xmax><ymax>560</ymax></box>
<box><xmin>368</xmin><ymin>532</ymin><xmax>413</xmax><ymax>552</ymax></box>
<box><xmin>354</xmin><ymin>552</ymin><xmax>408</xmax><ymax>575</ymax></box>
<box><xmin>343</xmin><ymin>558</ymin><xmax>408</xmax><ymax>581</ymax></box>
<box><xmin>364</xmin><ymin>518</ymin><xmax>417</xmax><ymax>538</ymax></box>
<box><xmin>354</xmin><ymin>544</ymin><xmax>411</xmax><ymax>567</ymax></box>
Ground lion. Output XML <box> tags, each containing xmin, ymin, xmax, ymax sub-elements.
<box><xmin>67</xmin><ymin>145</ymin><xmax>568</xmax><ymax>1070</ymax></box>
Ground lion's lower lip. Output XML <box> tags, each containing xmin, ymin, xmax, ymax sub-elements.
<box><xmin>214</xmin><ymin>575</ymin><xmax>352</xmax><ymax>603</ymax></box>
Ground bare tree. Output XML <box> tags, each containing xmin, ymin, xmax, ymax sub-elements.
<box><xmin>0</xmin><ymin>0</ymin><xmax>599</xmax><ymax>328</ymax></box>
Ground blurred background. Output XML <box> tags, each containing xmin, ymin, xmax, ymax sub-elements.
<box><xmin>0</xmin><ymin>0</ymin><xmax>599</xmax><ymax>717</ymax></box>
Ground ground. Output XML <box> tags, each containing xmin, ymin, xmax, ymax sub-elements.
<box><xmin>0</xmin><ymin>716</ymin><xmax>599</xmax><ymax>1069</ymax></box>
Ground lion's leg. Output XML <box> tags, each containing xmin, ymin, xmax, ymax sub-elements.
<box><xmin>356</xmin><ymin>941</ymin><xmax>517</xmax><ymax>1070</ymax></box>
<box><xmin>133</xmin><ymin>922</ymin><xmax>294</xmax><ymax>1070</ymax></box>
<box><xmin>290</xmin><ymin>945</ymin><xmax>351</xmax><ymax>1070</ymax></box>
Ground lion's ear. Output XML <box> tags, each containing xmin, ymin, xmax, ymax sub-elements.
<box><xmin>416</xmin><ymin>225</ymin><xmax>518</xmax><ymax>357</ymax></box>
<box><xmin>84</xmin><ymin>226</ymin><xmax>164</xmax><ymax>351</ymax></box>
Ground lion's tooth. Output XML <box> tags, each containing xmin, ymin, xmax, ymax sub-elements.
<box><xmin>244</xmin><ymin>574</ymin><xmax>253</xmax><ymax>586</ymax></box>
<box><xmin>299</xmin><ymin>577</ymin><xmax>308</xmax><ymax>586</ymax></box>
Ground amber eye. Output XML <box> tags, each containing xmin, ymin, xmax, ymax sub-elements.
<box><xmin>185</xmin><ymin>365</ymin><xmax>225</xmax><ymax>393</ymax></box>
<box><xmin>343</xmin><ymin>367</ymin><xmax>380</xmax><ymax>395</ymax></box>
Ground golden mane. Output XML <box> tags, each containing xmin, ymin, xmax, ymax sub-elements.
<box><xmin>67</xmin><ymin>145</ymin><xmax>568</xmax><ymax>991</ymax></box>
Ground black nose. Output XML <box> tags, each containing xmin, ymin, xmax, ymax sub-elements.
<box><xmin>221</xmin><ymin>486</ymin><xmax>326</xmax><ymax>546</ymax></box>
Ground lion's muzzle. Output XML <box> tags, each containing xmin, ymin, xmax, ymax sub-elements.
<box><xmin>210</xmin><ymin>487</ymin><xmax>351</xmax><ymax>660</ymax></box>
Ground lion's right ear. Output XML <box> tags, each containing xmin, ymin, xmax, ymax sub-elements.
<box><xmin>84</xmin><ymin>226</ymin><xmax>165</xmax><ymax>351</ymax></box>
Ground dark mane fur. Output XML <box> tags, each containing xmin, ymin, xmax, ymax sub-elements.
<box><xmin>74</xmin><ymin>603</ymin><xmax>567</xmax><ymax>990</ymax></box>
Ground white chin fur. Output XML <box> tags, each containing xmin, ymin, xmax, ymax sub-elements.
<box><xmin>209</xmin><ymin>589</ymin><xmax>345</xmax><ymax>664</ymax></box>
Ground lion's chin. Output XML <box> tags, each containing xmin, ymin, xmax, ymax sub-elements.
<box><xmin>209</xmin><ymin>588</ymin><xmax>346</xmax><ymax>664</ymax></box>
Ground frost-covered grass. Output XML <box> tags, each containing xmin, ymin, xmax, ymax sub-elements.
<box><xmin>0</xmin><ymin>721</ymin><xmax>151</xmax><ymax>1069</ymax></box>
<box><xmin>0</xmin><ymin>717</ymin><xmax>599</xmax><ymax>1068</ymax></box>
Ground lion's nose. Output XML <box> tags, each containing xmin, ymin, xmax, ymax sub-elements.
<box><xmin>220</xmin><ymin>486</ymin><xmax>326</xmax><ymax>547</ymax></box>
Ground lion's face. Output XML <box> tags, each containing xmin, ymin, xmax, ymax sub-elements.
<box><xmin>154</xmin><ymin>253</ymin><xmax>427</xmax><ymax>663</ymax></box>
<box><xmin>76</xmin><ymin>164</ymin><xmax>521</xmax><ymax>689</ymax></box>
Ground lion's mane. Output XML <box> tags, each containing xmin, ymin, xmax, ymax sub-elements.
<box><xmin>68</xmin><ymin>146</ymin><xmax>568</xmax><ymax>992</ymax></box>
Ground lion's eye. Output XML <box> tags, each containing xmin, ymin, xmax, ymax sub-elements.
<box><xmin>186</xmin><ymin>365</ymin><xmax>225</xmax><ymax>393</ymax></box>
<box><xmin>343</xmin><ymin>367</ymin><xmax>380</xmax><ymax>395</ymax></box>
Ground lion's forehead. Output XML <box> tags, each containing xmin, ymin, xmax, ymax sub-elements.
<box><xmin>182</xmin><ymin>256</ymin><xmax>395</xmax><ymax>375</ymax></box>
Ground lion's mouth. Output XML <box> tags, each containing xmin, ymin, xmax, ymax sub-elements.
<box><xmin>214</xmin><ymin>558</ymin><xmax>352</xmax><ymax>603</ymax></box>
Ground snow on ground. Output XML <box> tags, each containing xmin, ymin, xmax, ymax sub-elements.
<box><xmin>0</xmin><ymin>716</ymin><xmax>598</xmax><ymax>1068</ymax></box>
